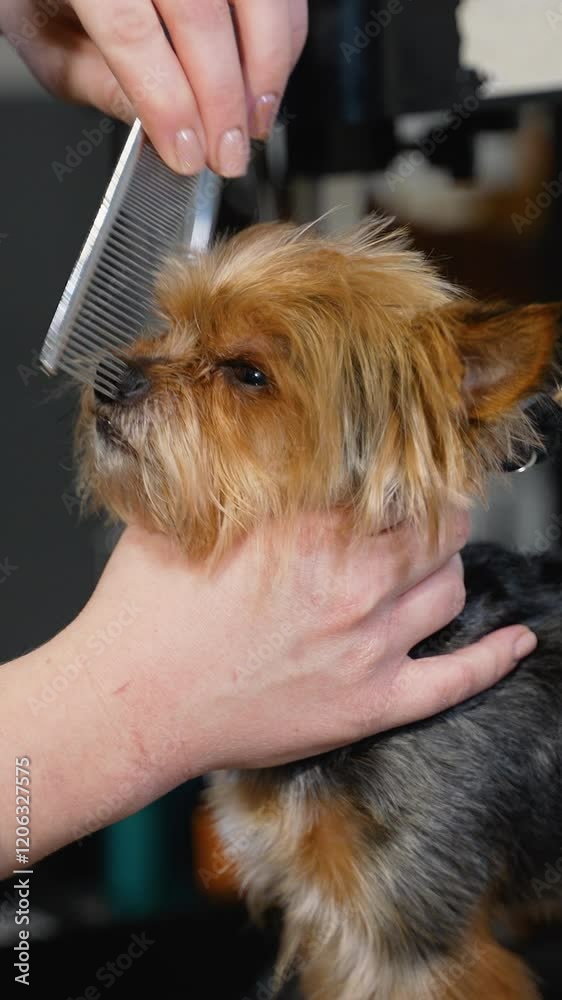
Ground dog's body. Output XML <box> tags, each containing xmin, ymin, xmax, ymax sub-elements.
<box><xmin>209</xmin><ymin>542</ymin><xmax>562</xmax><ymax>999</ymax></box>
<box><xmin>76</xmin><ymin>216</ymin><xmax>562</xmax><ymax>998</ymax></box>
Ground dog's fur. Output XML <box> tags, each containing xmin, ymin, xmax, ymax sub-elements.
<box><xmin>76</xmin><ymin>217</ymin><xmax>562</xmax><ymax>999</ymax></box>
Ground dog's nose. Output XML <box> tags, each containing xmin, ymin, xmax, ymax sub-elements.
<box><xmin>94</xmin><ymin>359</ymin><xmax>150</xmax><ymax>404</ymax></box>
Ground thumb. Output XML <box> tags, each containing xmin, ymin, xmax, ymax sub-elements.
<box><xmin>368</xmin><ymin>625</ymin><xmax>538</xmax><ymax>734</ymax></box>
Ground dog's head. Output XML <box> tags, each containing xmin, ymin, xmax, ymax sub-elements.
<box><xmin>76</xmin><ymin>217</ymin><xmax>561</xmax><ymax>559</ymax></box>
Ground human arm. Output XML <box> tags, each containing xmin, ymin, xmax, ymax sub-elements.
<box><xmin>0</xmin><ymin>512</ymin><xmax>536</xmax><ymax>879</ymax></box>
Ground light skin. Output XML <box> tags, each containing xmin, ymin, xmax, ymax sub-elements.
<box><xmin>0</xmin><ymin>1</ymin><xmax>537</xmax><ymax>879</ymax></box>
<box><xmin>0</xmin><ymin>0</ymin><xmax>308</xmax><ymax>176</ymax></box>
<box><xmin>0</xmin><ymin>513</ymin><xmax>537</xmax><ymax>879</ymax></box>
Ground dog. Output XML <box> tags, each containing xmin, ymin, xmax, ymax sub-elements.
<box><xmin>76</xmin><ymin>216</ymin><xmax>562</xmax><ymax>999</ymax></box>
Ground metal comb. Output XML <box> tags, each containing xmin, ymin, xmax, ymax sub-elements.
<box><xmin>40</xmin><ymin>117</ymin><xmax>221</xmax><ymax>400</ymax></box>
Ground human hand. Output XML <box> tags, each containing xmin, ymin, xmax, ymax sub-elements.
<box><xmin>0</xmin><ymin>508</ymin><xmax>537</xmax><ymax>874</ymax></box>
<box><xmin>0</xmin><ymin>0</ymin><xmax>308</xmax><ymax>175</ymax></box>
<box><xmin>86</xmin><ymin>510</ymin><xmax>537</xmax><ymax>775</ymax></box>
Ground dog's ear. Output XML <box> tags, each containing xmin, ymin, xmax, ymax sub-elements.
<box><xmin>415</xmin><ymin>299</ymin><xmax>562</xmax><ymax>421</ymax></box>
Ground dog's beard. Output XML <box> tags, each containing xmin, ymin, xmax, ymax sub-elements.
<box><xmin>76</xmin><ymin>386</ymin><xmax>228</xmax><ymax>557</ymax></box>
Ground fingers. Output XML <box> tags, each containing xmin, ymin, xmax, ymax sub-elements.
<box><xmin>376</xmin><ymin>510</ymin><xmax>471</xmax><ymax>600</ymax></box>
<box><xmin>388</xmin><ymin>554</ymin><xmax>466</xmax><ymax>656</ymax></box>
<box><xmin>367</xmin><ymin>625</ymin><xmax>538</xmax><ymax>735</ymax></box>
<box><xmin>154</xmin><ymin>0</ymin><xmax>249</xmax><ymax>176</ymax></box>
<box><xmin>260</xmin><ymin>508</ymin><xmax>471</xmax><ymax>633</ymax></box>
<box><xmin>233</xmin><ymin>0</ymin><xmax>293</xmax><ymax>140</ymax></box>
<box><xmin>321</xmin><ymin>508</ymin><xmax>471</xmax><ymax>619</ymax></box>
<box><xmin>288</xmin><ymin>0</ymin><xmax>309</xmax><ymax>66</ymax></box>
<box><xmin>7</xmin><ymin>0</ymin><xmax>308</xmax><ymax>177</ymax></box>
<box><xmin>71</xmin><ymin>0</ymin><xmax>207</xmax><ymax>174</ymax></box>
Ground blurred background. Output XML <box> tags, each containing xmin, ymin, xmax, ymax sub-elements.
<box><xmin>1</xmin><ymin>1</ymin><xmax>562</xmax><ymax>997</ymax></box>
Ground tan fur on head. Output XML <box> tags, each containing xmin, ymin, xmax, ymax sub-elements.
<box><xmin>76</xmin><ymin>215</ymin><xmax>562</xmax><ymax>560</ymax></box>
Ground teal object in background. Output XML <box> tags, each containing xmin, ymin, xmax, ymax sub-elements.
<box><xmin>103</xmin><ymin>780</ymin><xmax>202</xmax><ymax>918</ymax></box>
<box><xmin>104</xmin><ymin>802</ymin><xmax>167</xmax><ymax>917</ymax></box>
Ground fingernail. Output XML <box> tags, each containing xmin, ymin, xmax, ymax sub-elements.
<box><xmin>175</xmin><ymin>128</ymin><xmax>205</xmax><ymax>174</ymax></box>
<box><xmin>513</xmin><ymin>628</ymin><xmax>538</xmax><ymax>660</ymax></box>
<box><xmin>252</xmin><ymin>93</ymin><xmax>279</xmax><ymax>139</ymax></box>
<box><xmin>217</xmin><ymin>127</ymin><xmax>249</xmax><ymax>177</ymax></box>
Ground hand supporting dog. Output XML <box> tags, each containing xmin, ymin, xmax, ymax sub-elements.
<box><xmin>0</xmin><ymin>508</ymin><xmax>534</xmax><ymax>879</ymax></box>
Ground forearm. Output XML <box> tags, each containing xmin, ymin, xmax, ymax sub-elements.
<box><xmin>0</xmin><ymin>600</ymin><xmax>203</xmax><ymax>879</ymax></box>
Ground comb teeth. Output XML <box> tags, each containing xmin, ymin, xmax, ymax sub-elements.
<box><xmin>40</xmin><ymin>119</ymin><xmax>221</xmax><ymax>399</ymax></box>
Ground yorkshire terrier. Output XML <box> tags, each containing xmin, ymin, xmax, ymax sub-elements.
<box><xmin>77</xmin><ymin>216</ymin><xmax>562</xmax><ymax>999</ymax></box>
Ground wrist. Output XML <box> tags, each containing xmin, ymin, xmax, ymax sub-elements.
<box><xmin>79</xmin><ymin>525</ymin><xmax>223</xmax><ymax>779</ymax></box>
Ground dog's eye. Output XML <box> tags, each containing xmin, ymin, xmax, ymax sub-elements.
<box><xmin>221</xmin><ymin>361</ymin><xmax>269</xmax><ymax>388</ymax></box>
<box><xmin>234</xmin><ymin>366</ymin><xmax>268</xmax><ymax>387</ymax></box>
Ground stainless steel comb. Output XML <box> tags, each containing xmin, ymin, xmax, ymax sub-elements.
<box><xmin>40</xmin><ymin>117</ymin><xmax>222</xmax><ymax>399</ymax></box>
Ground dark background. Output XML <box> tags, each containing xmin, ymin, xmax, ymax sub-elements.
<box><xmin>1</xmin><ymin>2</ymin><xmax>562</xmax><ymax>997</ymax></box>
